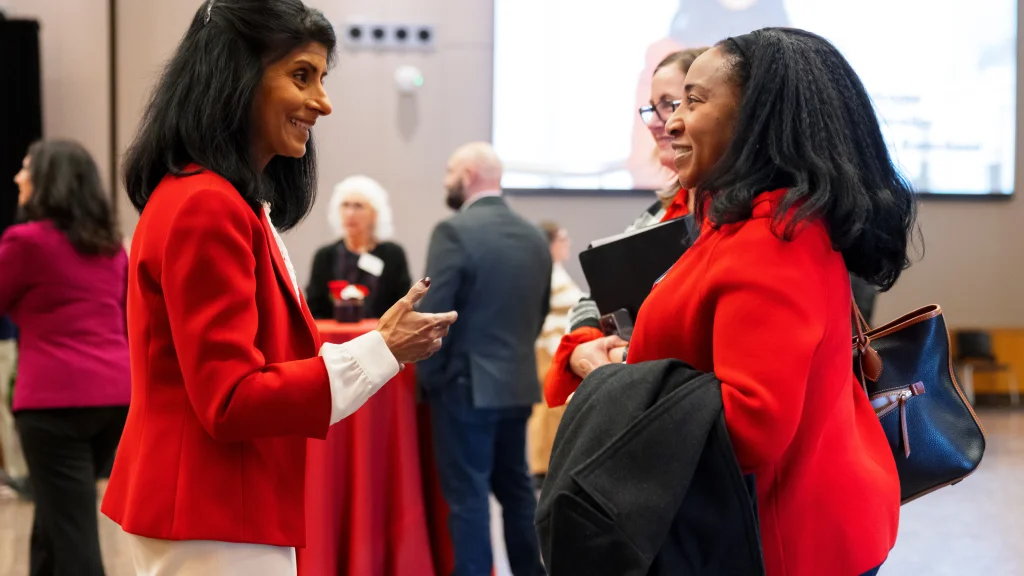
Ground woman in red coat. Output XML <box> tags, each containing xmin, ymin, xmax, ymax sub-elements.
<box><xmin>101</xmin><ymin>2</ymin><xmax>456</xmax><ymax>574</ymax></box>
<box><xmin>561</xmin><ymin>29</ymin><xmax>917</xmax><ymax>575</ymax></box>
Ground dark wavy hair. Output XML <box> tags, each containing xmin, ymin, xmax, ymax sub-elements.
<box><xmin>22</xmin><ymin>140</ymin><xmax>121</xmax><ymax>256</ymax></box>
<box><xmin>123</xmin><ymin>0</ymin><xmax>336</xmax><ymax>231</ymax></box>
<box><xmin>696</xmin><ymin>27</ymin><xmax>918</xmax><ymax>291</ymax></box>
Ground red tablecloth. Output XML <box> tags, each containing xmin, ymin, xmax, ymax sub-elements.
<box><xmin>298</xmin><ymin>320</ymin><xmax>454</xmax><ymax>576</ymax></box>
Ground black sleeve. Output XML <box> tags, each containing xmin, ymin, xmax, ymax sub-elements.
<box><xmin>372</xmin><ymin>242</ymin><xmax>412</xmax><ymax>317</ymax></box>
<box><xmin>305</xmin><ymin>244</ymin><xmax>335</xmax><ymax>319</ymax></box>
<box><xmin>388</xmin><ymin>243</ymin><xmax>413</xmax><ymax>308</ymax></box>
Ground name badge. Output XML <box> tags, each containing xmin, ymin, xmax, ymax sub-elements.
<box><xmin>358</xmin><ymin>252</ymin><xmax>385</xmax><ymax>277</ymax></box>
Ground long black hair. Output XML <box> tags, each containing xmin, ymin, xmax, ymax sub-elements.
<box><xmin>123</xmin><ymin>0</ymin><xmax>336</xmax><ymax>231</ymax></box>
<box><xmin>22</xmin><ymin>140</ymin><xmax>121</xmax><ymax>256</ymax></box>
<box><xmin>697</xmin><ymin>27</ymin><xmax>918</xmax><ymax>291</ymax></box>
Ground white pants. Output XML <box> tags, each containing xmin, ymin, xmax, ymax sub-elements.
<box><xmin>0</xmin><ymin>340</ymin><xmax>27</xmax><ymax>479</ymax></box>
<box><xmin>126</xmin><ymin>533</ymin><xmax>297</xmax><ymax>576</ymax></box>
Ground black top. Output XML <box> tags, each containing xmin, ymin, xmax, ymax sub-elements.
<box><xmin>305</xmin><ymin>240</ymin><xmax>412</xmax><ymax>320</ymax></box>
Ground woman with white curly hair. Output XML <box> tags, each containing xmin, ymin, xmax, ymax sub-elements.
<box><xmin>306</xmin><ymin>175</ymin><xmax>411</xmax><ymax>319</ymax></box>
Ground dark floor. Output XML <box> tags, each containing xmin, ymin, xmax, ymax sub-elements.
<box><xmin>1</xmin><ymin>409</ymin><xmax>1020</xmax><ymax>576</ymax></box>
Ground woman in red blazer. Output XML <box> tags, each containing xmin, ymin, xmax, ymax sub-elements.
<box><xmin>101</xmin><ymin>2</ymin><xmax>456</xmax><ymax>575</ymax></box>
<box><xmin>556</xmin><ymin>29</ymin><xmax>917</xmax><ymax>576</ymax></box>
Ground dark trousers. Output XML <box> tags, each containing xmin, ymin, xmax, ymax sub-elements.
<box><xmin>861</xmin><ymin>567</ymin><xmax>882</xmax><ymax>576</ymax></box>
<box><xmin>430</xmin><ymin>384</ymin><xmax>545</xmax><ymax>576</ymax></box>
<box><xmin>15</xmin><ymin>406</ymin><xmax>129</xmax><ymax>576</ymax></box>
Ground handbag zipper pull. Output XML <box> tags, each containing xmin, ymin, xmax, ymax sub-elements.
<box><xmin>900</xmin><ymin>391</ymin><xmax>911</xmax><ymax>458</ymax></box>
<box><xmin>899</xmin><ymin>383</ymin><xmax>925</xmax><ymax>459</ymax></box>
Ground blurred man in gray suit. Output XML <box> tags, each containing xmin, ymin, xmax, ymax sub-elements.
<box><xmin>418</xmin><ymin>142</ymin><xmax>551</xmax><ymax>576</ymax></box>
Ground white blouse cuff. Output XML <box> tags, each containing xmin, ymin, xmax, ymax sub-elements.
<box><xmin>320</xmin><ymin>331</ymin><xmax>401</xmax><ymax>425</ymax></box>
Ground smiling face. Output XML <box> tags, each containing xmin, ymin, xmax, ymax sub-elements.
<box><xmin>251</xmin><ymin>42</ymin><xmax>333</xmax><ymax>170</ymax></box>
<box><xmin>665</xmin><ymin>46</ymin><xmax>741</xmax><ymax>190</ymax></box>
<box><xmin>647</xmin><ymin>64</ymin><xmax>688</xmax><ymax>171</ymax></box>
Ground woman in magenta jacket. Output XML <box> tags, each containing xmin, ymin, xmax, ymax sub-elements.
<box><xmin>1</xmin><ymin>139</ymin><xmax>130</xmax><ymax>576</ymax></box>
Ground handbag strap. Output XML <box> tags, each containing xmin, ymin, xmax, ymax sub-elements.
<box><xmin>852</xmin><ymin>297</ymin><xmax>883</xmax><ymax>391</ymax></box>
<box><xmin>853</xmin><ymin>300</ymin><xmax>870</xmax><ymax>335</ymax></box>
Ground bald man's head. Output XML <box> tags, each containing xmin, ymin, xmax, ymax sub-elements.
<box><xmin>443</xmin><ymin>142</ymin><xmax>504</xmax><ymax>210</ymax></box>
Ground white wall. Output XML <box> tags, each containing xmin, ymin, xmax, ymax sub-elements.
<box><xmin>113</xmin><ymin>0</ymin><xmax>197</xmax><ymax>236</ymax></box>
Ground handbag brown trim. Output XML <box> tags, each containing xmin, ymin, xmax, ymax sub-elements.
<box><xmin>865</xmin><ymin>305</ymin><xmax>943</xmax><ymax>340</ymax></box>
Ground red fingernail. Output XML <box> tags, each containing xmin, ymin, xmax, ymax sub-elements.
<box><xmin>421</xmin><ymin>277</ymin><xmax>431</xmax><ymax>287</ymax></box>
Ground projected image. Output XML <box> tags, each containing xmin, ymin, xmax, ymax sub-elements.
<box><xmin>493</xmin><ymin>0</ymin><xmax>1017</xmax><ymax>195</ymax></box>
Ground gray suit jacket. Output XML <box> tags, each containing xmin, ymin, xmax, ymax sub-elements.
<box><xmin>418</xmin><ymin>196</ymin><xmax>552</xmax><ymax>409</ymax></box>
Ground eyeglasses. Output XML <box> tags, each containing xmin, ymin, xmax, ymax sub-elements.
<box><xmin>639</xmin><ymin>100</ymin><xmax>683</xmax><ymax>125</ymax></box>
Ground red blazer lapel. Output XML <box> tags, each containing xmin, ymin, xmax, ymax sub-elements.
<box><xmin>258</xmin><ymin>208</ymin><xmax>323</xmax><ymax>350</ymax></box>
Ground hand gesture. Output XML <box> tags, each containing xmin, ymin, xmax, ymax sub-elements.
<box><xmin>377</xmin><ymin>279</ymin><xmax>458</xmax><ymax>365</ymax></box>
